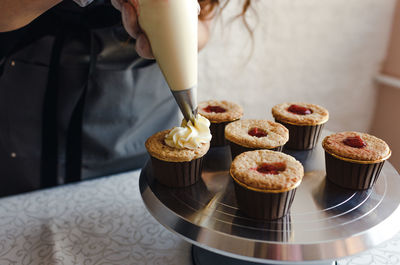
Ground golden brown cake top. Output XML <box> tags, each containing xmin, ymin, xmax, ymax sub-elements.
<box><xmin>145</xmin><ymin>130</ymin><xmax>210</xmax><ymax>162</ymax></box>
<box><xmin>198</xmin><ymin>100</ymin><xmax>244</xmax><ymax>123</ymax></box>
<box><xmin>322</xmin><ymin>131</ymin><xmax>391</xmax><ymax>162</ymax></box>
<box><xmin>230</xmin><ymin>150</ymin><xmax>304</xmax><ymax>191</ymax></box>
<box><xmin>272</xmin><ymin>102</ymin><xmax>329</xmax><ymax>126</ymax></box>
<box><xmin>224</xmin><ymin>119</ymin><xmax>289</xmax><ymax>149</ymax></box>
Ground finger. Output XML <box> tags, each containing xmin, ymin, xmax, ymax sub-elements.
<box><xmin>121</xmin><ymin>1</ymin><xmax>140</xmax><ymax>38</ymax></box>
<box><xmin>111</xmin><ymin>0</ymin><xmax>123</xmax><ymax>11</ymax></box>
<box><xmin>136</xmin><ymin>33</ymin><xmax>154</xmax><ymax>59</ymax></box>
<box><xmin>128</xmin><ymin>0</ymin><xmax>140</xmax><ymax>15</ymax></box>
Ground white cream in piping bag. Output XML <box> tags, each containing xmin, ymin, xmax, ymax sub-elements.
<box><xmin>165</xmin><ymin>115</ymin><xmax>212</xmax><ymax>149</ymax></box>
<box><xmin>138</xmin><ymin>0</ymin><xmax>198</xmax><ymax>93</ymax></box>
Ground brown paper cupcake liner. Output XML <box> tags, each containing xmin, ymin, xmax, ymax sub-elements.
<box><xmin>276</xmin><ymin>120</ymin><xmax>324</xmax><ymax>150</ymax></box>
<box><xmin>324</xmin><ymin>151</ymin><xmax>386</xmax><ymax>190</ymax></box>
<box><xmin>150</xmin><ymin>156</ymin><xmax>204</xmax><ymax>188</ymax></box>
<box><xmin>210</xmin><ymin>121</ymin><xmax>230</xmax><ymax>147</ymax></box>
<box><xmin>228</xmin><ymin>140</ymin><xmax>284</xmax><ymax>160</ymax></box>
<box><xmin>232</xmin><ymin>177</ymin><xmax>297</xmax><ymax>220</ymax></box>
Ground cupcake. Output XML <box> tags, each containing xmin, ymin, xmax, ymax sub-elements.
<box><xmin>198</xmin><ymin>100</ymin><xmax>243</xmax><ymax>147</ymax></box>
<box><xmin>230</xmin><ymin>150</ymin><xmax>304</xmax><ymax>220</ymax></box>
<box><xmin>322</xmin><ymin>131</ymin><xmax>391</xmax><ymax>190</ymax></box>
<box><xmin>145</xmin><ymin>115</ymin><xmax>211</xmax><ymax>188</ymax></box>
<box><xmin>224</xmin><ymin>119</ymin><xmax>289</xmax><ymax>160</ymax></box>
<box><xmin>272</xmin><ymin>102</ymin><xmax>329</xmax><ymax>150</ymax></box>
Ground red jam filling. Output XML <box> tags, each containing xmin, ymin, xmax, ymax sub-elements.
<box><xmin>248</xmin><ymin>127</ymin><xmax>268</xmax><ymax>138</ymax></box>
<box><xmin>343</xmin><ymin>136</ymin><xmax>366</xmax><ymax>148</ymax></box>
<box><xmin>203</xmin><ymin>105</ymin><xmax>227</xmax><ymax>113</ymax></box>
<box><xmin>256</xmin><ymin>162</ymin><xmax>286</xmax><ymax>175</ymax></box>
<box><xmin>287</xmin><ymin>104</ymin><xmax>313</xmax><ymax>115</ymax></box>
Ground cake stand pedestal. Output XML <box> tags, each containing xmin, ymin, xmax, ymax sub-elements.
<box><xmin>191</xmin><ymin>245</ymin><xmax>335</xmax><ymax>265</ymax></box>
<box><xmin>139</xmin><ymin>131</ymin><xmax>400</xmax><ymax>265</ymax></box>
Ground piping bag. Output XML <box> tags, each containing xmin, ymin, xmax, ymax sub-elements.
<box><xmin>138</xmin><ymin>0</ymin><xmax>199</xmax><ymax>123</ymax></box>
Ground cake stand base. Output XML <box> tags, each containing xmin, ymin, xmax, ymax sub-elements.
<box><xmin>191</xmin><ymin>245</ymin><xmax>336</xmax><ymax>265</ymax></box>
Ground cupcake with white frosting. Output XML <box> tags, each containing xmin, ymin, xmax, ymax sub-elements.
<box><xmin>145</xmin><ymin>115</ymin><xmax>211</xmax><ymax>187</ymax></box>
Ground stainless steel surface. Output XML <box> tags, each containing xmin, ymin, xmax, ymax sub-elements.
<box><xmin>171</xmin><ymin>87</ymin><xmax>198</xmax><ymax>123</ymax></box>
<box><xmin>139</xmin><ymin>130</ymin><xmax>400</xmax><ymax>264</ymax></box>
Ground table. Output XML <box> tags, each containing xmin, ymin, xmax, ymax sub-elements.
<box><xmin>0</xmin><ymin>170</ymin><xmax>399</xmax><ymax>265</ymax></box>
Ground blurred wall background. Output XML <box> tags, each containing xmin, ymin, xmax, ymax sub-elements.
<box><xmin>371</xmin><ymin>0</ymin><xmax>400</xmax><ymax>170</ymax></box>
<box><xmin>198</xmin><ymin>0</ymin><xmax>399</xmax><ymax>170</ymax></box>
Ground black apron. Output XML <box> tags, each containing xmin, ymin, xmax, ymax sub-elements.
<box><xmin>0</xmin><ymin>0</ymin><xmax>180</xmax><ymax>197</ymax></box>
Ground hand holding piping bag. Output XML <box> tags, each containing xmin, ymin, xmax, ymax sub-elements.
<box><xmin>111</xmin><ymin>0</ymin><xmax>154</xmax><ymax>59</ymax></box>
<box><xmin>111</xmin><ymin>0</ymin><xmax>201</xmax><ymax>60</ymax></box>
<box><xmin>112</xmin><ymin>0</ymin><xmax>201</xmax><ymax>123</ymax></box>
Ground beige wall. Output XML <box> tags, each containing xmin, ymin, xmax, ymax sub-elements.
<box><xmin>383</xmin><ymin>0</ymin><xmax>400</xmax><ymax>78</ymax></box>
<box><xmin>198</xmin><ymin>0</ymin><xmax>396</xmax><ymax>131</ymax></box>
<box><xmin>370</xmin><ymin>84</ymin><xmax>400</xmax><ymax>171</ymax></box>
<box><xmin>370</xmin><ymin>0</ymin><xmax>400</xmax><ymax>171</ymax></box>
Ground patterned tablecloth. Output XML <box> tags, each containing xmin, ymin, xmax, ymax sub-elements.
<box><xmin>0</xmin><ymin>170</ymin><xmax>399</xmax><ymax>265</ymax></box>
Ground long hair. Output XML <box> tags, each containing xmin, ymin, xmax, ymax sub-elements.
<box><xmin>198</xmin><ymin>0</ymin><xmax>253</xmax><ymax>34</ymax></box>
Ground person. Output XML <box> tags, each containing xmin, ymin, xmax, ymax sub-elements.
<box><xmin>0</xmin><ymin>0</ymin><xmax>251</xmax><ymax>197</ymax></box>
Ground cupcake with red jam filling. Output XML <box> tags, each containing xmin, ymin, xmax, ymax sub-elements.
<box><xmin>225</xmin><ymin>119</ymin><xmax>289</xmax><ymax>159</ymax></box>
<box><xmin>145</xmin><ymin>115</ymin><xmax>211</xmax><ymax>188</ymax></box>
<box><xmin>230</xmin><ymin>150</ymin><xmax>304</xmax><ymax>220</ymax></box>
<box><xmin>198</xmin><ymin>100</ymin><xmax>243</xmax><ymax>147</ymax></box>
<box><xmin>272</xmin><ymin>102</ymin><xmax>329</xmax><ymax>150</ymax></box>
<box><xmin>322</xmin><ymin>131</ymin><xmax>391</xmax><ymax>190</ymax></box>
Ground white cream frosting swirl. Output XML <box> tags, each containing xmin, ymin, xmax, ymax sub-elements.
<box><xmin>165</xmin><ymin>114</ymin><xmax>212</xmax><ymax>149</ymax></box>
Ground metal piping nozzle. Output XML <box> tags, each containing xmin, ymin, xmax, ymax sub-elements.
<box><xmin>171</xmin><ymin>87</ymin><xmax>198</xmax><ymax>124</ymax></box>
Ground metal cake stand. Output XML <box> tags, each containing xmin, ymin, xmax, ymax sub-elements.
<box><xmin>139</xmin><ymin>130</ymin><xmax>400</xmax><ymax>265</ymax></box>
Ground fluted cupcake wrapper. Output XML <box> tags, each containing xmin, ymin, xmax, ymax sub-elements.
<box><xmin>275</xmin><ymin>120</ymin><xmax>324</xmax><ymax>150</ymax></box>
<box><xmin>210</xmin><ymin>122</ymin><xmax>230</xmax><ymax>147</ymax></box>
<box><xmin>233</xmin><ymin>178</ymin><xmax>297</xmax><ymax>220</ymax></box>
<box><xmin>228</xmin><ymin>140</ymin><xmax>284</xmax><ymax>160</ymax></box>
<box><xmin>150</xmin><ymin>156</ymin><xmax>204</xmax><ymax>188</ymax></box>
<box><xmin>324</xmin><ymin>151</ymin><xmax>385</xmax><ymax>190</ymax></box>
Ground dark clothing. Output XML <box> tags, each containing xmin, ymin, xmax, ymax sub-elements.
<box><xmin>0</xmin><ymin>0</ymin><xmax>180</xmax><ymax>196</ymax></box>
